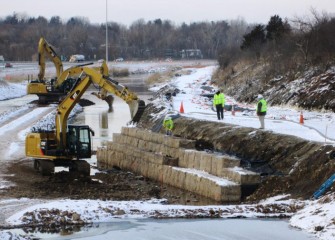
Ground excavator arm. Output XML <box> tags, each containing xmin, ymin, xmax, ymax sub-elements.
<box><xmin>55</xmin><ymin>66</ymin><xmax>145</xmax><ymax>147</ymax></box>
<box><xmin>54</xmin><ymin>61</ymin><xmax>109</xmax><ymax>89</ymax></box>
<box><xmin>37</xmin><ymin>37</ymin><xmax>63</xmax><ymax>81</ymax></box>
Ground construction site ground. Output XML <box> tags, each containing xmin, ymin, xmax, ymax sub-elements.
<box><xmin>2</xmin><ymin>158</ymin><xmax>216</xmax><ymax>205</ymax></box>
<box><xmin>0</xmin><ymin>96</ymin><xmax>217</xmax><ymax>226</ymax></box>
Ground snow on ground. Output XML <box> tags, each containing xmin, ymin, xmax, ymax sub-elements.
<box><xmin>1</xmin><ymin>64</ymin><xmax>335</xmax><ymax>239</ymax></box>
<box><xmin>290</xmin><ymin>194</ymin><xmax>335</xmax><ymax>240</ymax></box>
<box><xmin>0</xmin><ymin>81</ymin><xmax>26</xmax><ymax>100</ymax></box>
<box><xmin>5</xmin><ymin>197</ymin><xmax>302</xmax><ymax>225</ymax></box>
<box><xmin>156</xmin><ymin>65</ymin><xmax>335</xmax><ymax>144</ymax></box>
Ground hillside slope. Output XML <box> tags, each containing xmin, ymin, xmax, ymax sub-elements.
<box><xmin>138</xmin><ymin>104</ymin><xmax>335</xmax><ymax>202</ymax></box>
<box><xmin>138</xmin><ymin>63</ymin><xmax>335</xmax><ymax>202</ymax></box>
<box><xmin>215</xmin><ymin>63</ymin><xmax>335</xmax><ymax>111</ymax></box>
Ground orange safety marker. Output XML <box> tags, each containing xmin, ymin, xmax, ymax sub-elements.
<box><xmin>232</xmin><ymin>105</ymin><xmax>235</xmax><ymax>116</ymax></box>
<box><xmin>299</xmin><ymin>111</ymin><xmax>304</xmax><ymax>124</ymax></box>
<box><xmin>180</xmin><ymin>101</ymin><xmax>185</xmax><ymax>113</ymax></box>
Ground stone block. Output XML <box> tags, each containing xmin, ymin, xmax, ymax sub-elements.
<box><xmin>151</xmin><ymin>133</ymin><xmax>160</xmax><ymax>144</ymax></box>
<box><xmin>154</xmin><ymin>142</ymin><xmax>162</xmax><ymax>153</ymax></box>
<box><xmin>121</xmin><ymin>127</ymin><xmax>128</xmax><ymax>136</ymax></box>
<box><xmin>131</xmin><ymin>128</ymin><xmax>138</xmax><ymax>138</ymax></box>
<box><xmin>141</xmin><ymin>130</ymin><xmax>149</xmax><ymax>141</ymax></box>
<box><xmin>177</xmin><ymin>149</ymin><xmax>187</xmax><ymax>168</ymax></box>
<box><xmin>162</xmin><ymin>166</ymin><xmax>172</xmax><ymax>184</ymax></box>
<box><xmin>221</xmin><ymin>167</ymin><xmax>261</xmax><ymax>185</ymax></box>
<box><xmin>151</xmin><ymin>163</ymin><xmax>161</xmax><ymax>180</ymax></box>
<box><xmin>199</xmin><ymin>152</ymin><xmax>212</xmax><ymax>173</ymax></box>
<box><xmin>106</xmin><ymin>141</ymin><xmax>113</xmax><ymax>150</ymax></box>
<box><xmin>184</xmin><ymin>172</ymin><xmax>196</xmax><ymax>192</ymax></box>
<box><xmin>166</xmin><ymin>137</ymin><xmax>179</xmax><ymax>148</ymax></box>
<box><xmin>163</xmin><ymin>156</ymin><xmax>178</xmax><ymax>166</ymax></box>
<box><xmin>184</xmin><ymin>150</ymin><xmax>196</xmax><ymax>168</ymax></box>
<box><xmin>193</xmin><ymin>151</ymin><xmax>202</xmax><ymax>170</ymax></box>
<box><xmin>156</xmin><ymin>133</ymin><xmax>165</xmax><ymax>144</ymax></box>
<box><xmin>112</xmin><ymin>133</ymin><xmax>121</xmax><ymax>143</ymax></box>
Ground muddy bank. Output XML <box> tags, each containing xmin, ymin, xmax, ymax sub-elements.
<box><xmin>2</xmin><ymin>159</ymin><xmax>216</xmax><ymax>206</ymax></box>
<box><xmin>138</xmin><ymin>103</ymin><xmax>335</xmax><ymax>202</ymax></box>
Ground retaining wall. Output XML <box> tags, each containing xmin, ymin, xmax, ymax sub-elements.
<box><xmin>97</xmin><ymin>127</ymin><xmax>260</xmax><ymax>202</ymax></box>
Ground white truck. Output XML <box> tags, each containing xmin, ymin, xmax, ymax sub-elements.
<box><xmin>69</xmin><ymin>54</ymin><xmax>85</xmax><ymax>62</ymax></box>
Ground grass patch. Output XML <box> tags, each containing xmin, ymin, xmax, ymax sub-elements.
<box><xmin>145</xmin><ymin>70</ymin><xmax>177</xmax><ymax>85</ymax></box>
<box><xmin>111</xmin><ymin>68</ymin><xmax>129</xmax><ymax>77</ymax></box>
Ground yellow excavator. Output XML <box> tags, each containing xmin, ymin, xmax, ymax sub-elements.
<box><xmin>25</xmin><ymin>64</ymin><xmax>145</xmax><ymax>176</ymax></box>
<box><xmin>27</xmin><ymin>37</ymin><xmax>114</xmax><ymax>107</ymax></box>
<box><xmin>27</xmin><ymin>37</ymin><xmax>68</xmax><ymax>103</ymax></box>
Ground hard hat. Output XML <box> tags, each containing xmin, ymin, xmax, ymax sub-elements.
<box><xmin>257</xmin><ymin>94</ymin><xmax>263</xmax><ymax>99</ymax></box>
<box><xmin>164</xmin><ymin>116</ymin><xmax>172</xmax><ymax>120</ymax></box>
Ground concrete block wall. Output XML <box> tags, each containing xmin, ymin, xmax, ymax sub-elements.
<box><xmin>97</xmin><ymin>127</ymin><xmax>260</xmax><ymax>202</ymax></box>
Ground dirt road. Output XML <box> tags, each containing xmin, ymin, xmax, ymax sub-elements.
<box><xmin>0</xmin><ymin>101</ymin><xmax>56</xmax><ymax>225</ymax></box>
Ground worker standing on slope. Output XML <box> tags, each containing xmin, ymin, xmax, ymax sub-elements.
<box><xmin>256</xmin><ymin>94</ymin><xmax>267</xmax><ymax>129</ymax></box>
<box><xmin>213</xmin><ymin>90</ymin><xmax>225</xmax><ymax>120</ymax></box>
<box><xmin>163</xmin><ymin>116</ymin><xmax>174</xmax><ymax>136</ymax></box>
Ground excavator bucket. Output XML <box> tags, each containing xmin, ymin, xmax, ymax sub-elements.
<box><xmin>128</xmin><ymin>99</ymin><xmax>146</xmax><ymax>123</ymax></box>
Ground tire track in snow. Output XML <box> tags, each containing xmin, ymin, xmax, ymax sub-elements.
<box><xmin>0</xmin><ymin>106</ymin><xmax>55</xmax><ymax>193</ymax></box>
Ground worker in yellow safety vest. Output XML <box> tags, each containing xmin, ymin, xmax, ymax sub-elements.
<box><xmin>256</xmin><ymin>94</ymin><xmax>267</xmax><ymax>129</ymax></box>
<box><xmin>163</xmin><ymin>116</ymin><xmax>174</xmax><ymax>136</ymax></box>
<box><xmin>213</xmin><ymin>90</ymin><xmax>225</xmax><ymax>120</ymax></box>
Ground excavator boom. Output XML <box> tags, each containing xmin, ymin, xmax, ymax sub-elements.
<box><xmin>37</xmin><ymin>37</ymin><xmax>63</xmax><ymax>81</ymax></box>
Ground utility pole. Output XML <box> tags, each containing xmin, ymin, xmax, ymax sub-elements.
<box><xmin>105</xmin><ymin>0</ymin><xmax>108</xmax><ymax>62</ymax></box>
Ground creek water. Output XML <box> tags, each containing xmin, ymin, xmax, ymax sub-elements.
<box><xmin>10</xmin><ymin>218</ymin><xmax>315</xmax><ymax>240</ymax></box>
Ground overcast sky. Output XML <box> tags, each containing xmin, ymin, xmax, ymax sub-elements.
<box><xmin>2</xmin><ymin>0</ymin><xmax>334</xmax><ymax>26</ymax></box>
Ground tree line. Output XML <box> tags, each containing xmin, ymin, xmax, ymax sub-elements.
<box><xmin>225</xmin><ymin>10</ymin><xmax>335</xmax><ymax>76</ymax></box>
<box><xmin>0</xmin><ymin>11</ymin><xmax>334</xmax><ymax>74</ymax></box>
<box><xmin>0</xmin><ymin>13</ymin><xmax>246</xmax><ymax>61</ymax></box>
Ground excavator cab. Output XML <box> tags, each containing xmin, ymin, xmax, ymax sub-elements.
<box><xmin>67</xmin><ymin>125</ymin><xmax>94</xmax><ymax>159</ymax></box>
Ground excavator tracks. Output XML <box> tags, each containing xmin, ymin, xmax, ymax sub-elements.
<box><xmin>69</xmin><ymin>160</ymin><xmax>91</xmax><ymax>176</ymax></box>
<box><xmin>34</xmin><ymin>159</ymin><xmax>55</xmax><ymax>176</ymax></box>
<box><xmin>34</xmin><ymin>159</ymin><xmax>91</xmax><ymax>176</ymax></box>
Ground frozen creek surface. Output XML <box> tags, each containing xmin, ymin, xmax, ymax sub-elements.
<box><xmin>10</xmin><ymin>218</ymin><xmax>315</xmax><ymax>240</ymax></box>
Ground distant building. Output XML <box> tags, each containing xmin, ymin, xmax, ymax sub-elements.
<box><xmin>180</xmin><ymin>49</ymin><xmax>203</xmax><ymax>59</ymax></box>
<box><xmin>164</xmin><ymin>49</ymin><xmax>179</xmax><ymax>59</ymax></box>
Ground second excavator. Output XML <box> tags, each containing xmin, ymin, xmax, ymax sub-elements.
<box><xmin>26</xmin><ymin>37</ymin><xmax>69</xmax><ymax>103</ymax></box>
<box><xmin>27</xmin><ymin>37</ymin><xmax>115</xmax><ymax>108</ymax></box>
<box><xmin>25</xmin><ymin>64</ymin><xmax>145</xmax><ymax>176</ymax></box>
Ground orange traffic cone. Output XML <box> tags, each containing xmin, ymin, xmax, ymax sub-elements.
<box><xmin>232</xmin><ymin>105</ymin><xmax>235</xmax><ymax>116</ymax></box>
<box><xmin>299</xmin><ymin>111</ymin><xmax>304</xmax><ymax>124</ymax></box>
<box><xmin>179</xmin><ymin>101</ymin><xmax>185</xmax><ymax>113</ymax></box>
